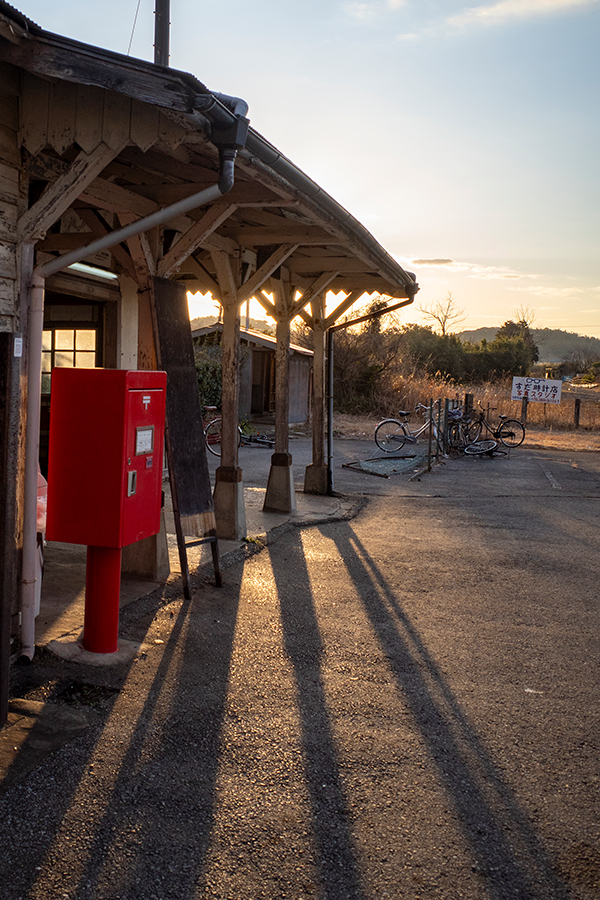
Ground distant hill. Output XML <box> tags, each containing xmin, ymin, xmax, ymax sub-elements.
<box><xmin>458</xmin><ymin>327</ymin><xmax>600</xmax><ymax>363</ymax></box>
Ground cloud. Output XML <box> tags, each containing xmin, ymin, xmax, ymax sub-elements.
<box><xmin>344</xmin><ymin>2</ymin><xmax>374</xmax><ymax>20</ymax></box>
<box><xmin>343</xmin><ymin>0</ymin><xmax>406</xmax><ymax>20</ymax></box>
<box><xmin>449</xmin><ymin>0</ymin><xmax>600</xmax><ymax>28</ymax></box>
<box><xmin>510</xmin><ymin>284</ymin><xmax>599</xmax><ymax>298</ymax></box>
<box><xmin>412</xmin><ymin>258</ymin><xmax>455</xmax><ymax>265</ymax></box>
<box><xmin>409</xmin><ymin>258</ymin><xmax>530</xmax><ymax>280</ymax></box>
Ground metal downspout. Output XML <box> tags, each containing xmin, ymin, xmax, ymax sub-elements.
<box><xmin>18</xmin><ymin>148</ymin><xmax>238</xmax><ymax>660</ymax></box>
<box><xmin>19</xmin><ymin>271</ymin><xmax>44</xmax><ymax>661</ymax></box>
<box><xmin>327</xmin><ymin>328</ymin><xmax>334</xmax><ymax>495</ymax></box>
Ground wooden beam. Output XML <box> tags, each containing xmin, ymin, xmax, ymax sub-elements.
<box><xmin>324</xmin><ymin>290</ymin><xmax>364</xmax><ymax>329</ymax></box>
<box><xmin>201</xmin><ymin>231</ymin><xmax>239</xmax><ymax>255</ymax></box>
<box><xmin>288</xmin><ymin>257</ymin><xmax>381</xmax><ymax>274</ymax></box>
<box><xmin>290</xmin><ymin>271</ymin><xmax>340</xmax><ymax>318</ymax></box>
<box><xmin>75</xmin><ymin>207</ymin><xmax>138</xmax><ymax>281</ymax></box>
<box><xmin>18</xmin><ymin>142</ymin><xmax>121</xmax><ymax>241</ymax></box>
<box><xmin>157</xmin><ymin>202</ymin><xmax>236</xmax><ymax>278</ymax></box>
<box><xmin>128</xmin><ymin>181</ymin><xmax>284</xmax><ymax>208</ymax></box>
<box><xmin>210</xmin><ymin>249</ymin><xmax>238</xmax><ymax>304</ymax></box>
<box><xmin>79</xmin><ymin>177</ymin><xmax>158</xmax><ymax>217</ymax></box>
<box><xmin>234</xmin><ymin>225</ymin><xmax>340</xmax><ymax>246</ymax></box>
<box><xmin>119</xmin><ymin>213</ymin><xmax>156</xmax><ymax>288</ymax></box>
<box><xmin>237</xmin><ymin>244</ymin><xmax>299</xmax><ymax>306</ymax></box>
<box><xmin>182</xmin><ymin>255</ymin><xmax>220</xmax><ymax>296</ymax></box>
<box><xmin>252</xmin><ymin>290</ymin><xmax>276</xmax><ymax>319</ymax></box>
<box><xmin>37</xmin><ymin>233</ymin><xmax>91</xmax><ymax>252</ymax></box>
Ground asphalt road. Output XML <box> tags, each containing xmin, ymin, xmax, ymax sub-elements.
<box><xmin>2</xmin><ymin>443</ymin><xmax>599</xmax><ymax>900</ymax></box>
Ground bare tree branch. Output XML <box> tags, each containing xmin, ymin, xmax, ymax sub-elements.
<box><xmin>419</xmin><ymin>292</ymin><xmax>466</xmax><ymax>336</ymax></box>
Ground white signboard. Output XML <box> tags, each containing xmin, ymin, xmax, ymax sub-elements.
<box><xmin>511</xmin><ymin>376</ymin><xmax>562</xmax><ymax>404</ymax></box>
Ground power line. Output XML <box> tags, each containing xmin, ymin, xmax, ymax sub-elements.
<box><xmin>127</xmin><ymin>0</ymin><xmax>143</xmax><ymax>56</ymax></box>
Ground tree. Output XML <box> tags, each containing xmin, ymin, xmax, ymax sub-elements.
<box><xmin>496</xmin><ymin>318</ymin><xmax>539</xmax><ymax>365</ymax></box>
<box><xmin>418</xmin><ymin>292</ymin><xmax>466</xmax><ymax>336</ymax></box>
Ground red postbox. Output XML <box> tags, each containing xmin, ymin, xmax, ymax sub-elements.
<box><xmin>47</xmin><ymin>368</ymin><xmax>167</xmax><ymax>653</ymax></box>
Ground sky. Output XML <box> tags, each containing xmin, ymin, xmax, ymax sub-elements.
<box><xmin>18</xmin><ymin>0</ymin><xmax>600</xmax><ymax>335</ymax></box>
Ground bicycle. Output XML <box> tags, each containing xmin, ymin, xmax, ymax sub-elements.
<box><xmin>445</xmin><ymin>406</ymin><xmax>470</xmax><ymax>453</ymax></box>
<box><xmin>464</xmin><ymin>402</ymin><xmax>525</xmax><ymax>448</ymax></box>
<box><xmin>374</xmin><ymin>403</ymin><xmax>441</xmax><ymax>453</ymax></box>
<box><xmin>463</xmin><ymin>439</ymin><xmax>507</xmax><ymax>457</ymax></box>
<box><xmin>202</xmin><ymin>406</ymin><xmax>243</xmax><ymax>457</ymax></box>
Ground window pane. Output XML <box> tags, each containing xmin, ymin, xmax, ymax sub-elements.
<box><xmin>55</xmin><ymin>330</ymin><xmax>74</xmax><ymax>350</ymax></box>
<box><xmin>75</xmin><ymin>352</ymin><xmax>96</xmax><ymax>368</ymax></box>
<box><xmin>75</xmin><ymin>330</ymin><xmax>96</xmax><ymax>351</ymax></box>
<box><xmin>55</xmin><ymin>351</ymin><xmax>74</xmax><ymax>367</ymax></box>
<box><xmin>42</xmin><ymin>352</ymin><xmax>52</xmax><ymax>373</ymax></box>
<box><xmin>41</xmin><ymin>373</ymin><xmax>52</xmax><ymax>393</ymax></box>
<box><xmin>42</xmin><ymin>330</ymin><xmax>52</xmax><ymax>351</ymax></box>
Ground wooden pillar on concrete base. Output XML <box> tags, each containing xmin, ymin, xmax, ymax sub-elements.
<box><xmin>264</xmin><ymin>288</ymin><xmax>296</xmax><ymax>513</ymax></box>
<box><xmin>264</xmin><ymin>452</ymin><xmax>296</xmax><ymax>514</ymax></box>
<box><xmin>213</xmin><ymin>465</ymin><xmax>246</xmax><ymax>541</ymax></box>
<box><xmin>121</xmin><ymin>509</ymin><xmax>170</xmax><ymax>580</ymax></box>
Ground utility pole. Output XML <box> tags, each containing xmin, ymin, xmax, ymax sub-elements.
<box><xmin>154</xmin><ymin>0</ymin><xmax>170</xmax><ymax>66</ymax></box>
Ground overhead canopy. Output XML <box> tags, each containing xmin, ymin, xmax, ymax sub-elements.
<box><xmin>0</xmin><ymin>0</ymin><xmax>418</xmax><ymax>310</ymax></box>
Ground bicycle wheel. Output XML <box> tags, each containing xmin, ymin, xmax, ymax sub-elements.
<box><xmin>445</xmin><ymin>422</ymin><xmax>463</xmax><ymax>452</ymax></box>
<box><xmin>464</xmin><ymin>439</ymin><xmax>497</xmax><ymax>455</ymax></box>
<box><xmin>204</xmin><ymin>418</ymin><xmax>222</xmax><ymax>456</ymax></box>
<box><xmin>497</xmin><ymin>419</ymin><xmax>525</xmax><ymax>448</ymax></box>
<box><xmin>375</xmin><ymin>419</ymin><xmax>408</xmax><ymax>452</ymax></box>
<box><xmin>465</xmin><ymin>419</ymin><xmax>482</xmax><ymax>443</ymax></box>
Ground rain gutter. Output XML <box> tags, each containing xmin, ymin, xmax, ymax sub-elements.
<box><xmin>243</xmin><ymin>132</ymin><xmax>418</xmax><ymax>297</ymax></box>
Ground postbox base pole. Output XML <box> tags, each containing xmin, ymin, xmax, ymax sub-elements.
<box><xmin>83</xmin><ymin>545</ymin><xmax>122</xmax><ymax>653</ymax></box>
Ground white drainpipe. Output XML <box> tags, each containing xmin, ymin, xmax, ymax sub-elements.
<box><xmin>19</xmin><ymin>171</ymin><xmax>234</xmax><ymax>659</ymax></box>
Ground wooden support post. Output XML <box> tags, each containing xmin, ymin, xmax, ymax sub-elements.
<box><xmin>264</xmin><ymin>281</ymin><xmax>296</xmax><ymax>514</ymax></box>
<box><xmin>574</xmin><ymin>398</ymin><xmax>581</xmax><ymax>429</ymax></box>
<box><xmin>211</xmin><ymin>250</ymin><xmax>247</xmax><ymax>540</ymax></box>
<box><xmin>521</xmin><ymin>396</ymin><xmax>528</xmax><ymax>424</ymax></box>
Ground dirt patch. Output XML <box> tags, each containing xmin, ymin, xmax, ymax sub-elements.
<box><xmin>556</xmin><ymin>842</ymin><xmax>600</xmax><ymax>891</ymax></box>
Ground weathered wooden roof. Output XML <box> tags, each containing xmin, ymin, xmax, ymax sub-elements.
<box><xmin>193</xmin><ymin>324</ymin><xmax>313</xmax><ymax>357</ymax></box>
<box><xmin>0</xmin><ymin>3</ymin><xmax>418</xmax><ymax>305</ymax></box>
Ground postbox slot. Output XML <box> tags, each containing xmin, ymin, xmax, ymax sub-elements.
<box><xmin>127</xmin><ymin>470</ymin><xmax>137</xmax><ymax>497</ymax></box>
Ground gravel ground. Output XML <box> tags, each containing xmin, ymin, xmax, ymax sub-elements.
<box><xmin>1</xmin><ymin>449</ymin><xmax>599</xmax><ymax>900</ymax></box>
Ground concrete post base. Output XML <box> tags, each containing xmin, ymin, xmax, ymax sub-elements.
<box><xmin>304</xmin><ymin>464</ymin><xmax>329</xmax><ymax>495</ymax></box>
<box><xmin>121</xmin><ymin>509</ymin><xmax>170</xmax><ymax>581</ymax></box>
<box><xmin>264</xmin><ymin>453</ymin><xmax>297</xmax><ymax>514</ymax></box>
<box><xmin>213</xmin><ymin>466</ymin><xmax>246</xmax><ymax>540</ymax></box>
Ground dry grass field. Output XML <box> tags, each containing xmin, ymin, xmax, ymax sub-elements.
<box><xmin>330</xmin><ymin>379</ymin><xmax>600</xmax><ymax>453</ymax></box>
<box><xmin>332</xmin><ymin>413</ymin><xmax>600</xmax><ymax>452</ymax></box>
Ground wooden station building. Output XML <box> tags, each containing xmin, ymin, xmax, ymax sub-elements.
<box><xmin>0</xmin><ymin>2</ymin><xmax>418</xmax><ymax>717</ymax></box>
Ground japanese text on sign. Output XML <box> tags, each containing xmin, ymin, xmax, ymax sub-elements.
<box><xmin>511</xmin><ymin>377</ymin><xmax>562</xmax><ymax>404</ymax></box>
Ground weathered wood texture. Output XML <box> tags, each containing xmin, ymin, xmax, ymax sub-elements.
<box><xmin>0</xmin><ymin>157</ymin><xmax>18</xmax><ymax>326</ymax></box>
<box><xmin>19</xmin><ymin>72</ymin><xmax>189</xmax><ymax>158</ymax></box>
<box><xmin>151</xmin><ymin>277</ymin><xmax>214</xmax><ymax>522</ymax></box>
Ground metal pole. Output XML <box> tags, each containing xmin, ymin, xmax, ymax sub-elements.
<box><xmin>427</xmin><ymin>397</ymin><xmax>433</xmax><ymax>471</ymax></box>
<box><xmin>154</xmin><ymin>0</ymin><xmax>170</xmax><ymax>67</ymax></box>
<box><xmin>327</xmin><ymin>328</ymin><xmax>334</xmax><ymax>494</ymax></box>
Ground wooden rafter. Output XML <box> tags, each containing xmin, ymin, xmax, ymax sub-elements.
<box><xmin>233</xmin><ymin>225</ymin><xmax>340</xmax><ymax>247</ymax></box>
<box><xmin>74</xmin><ymin>207</ymin><xmax>138</xmax><ymax>281</ymax></box>
<box><xmin>118</xmin><ymin>212</ymin><xmax>156</xmax><ymax>288</ymax></box>
<box><xmin>291</xmin><ymin>271</ymin><xmax>340</xmax><ymax>318</ymax></box>
<box><xmin>158</xmin><ymin>202</ymin><xmax>237</xmax><ymax>279</ymax></box>
<box><xmin>18</xmin><ymin>142</ymin><xmax>121</xmax><ymax>241</ymax></box>
<box><xmin>324</xmin><ymin>290</ymin><xmax>364</xmax><ymax>329</ymax></box>
<box><xmin>237</xmin><ymin>244</ymin><xmax>299</xmax><ymax>306</ymax></box>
